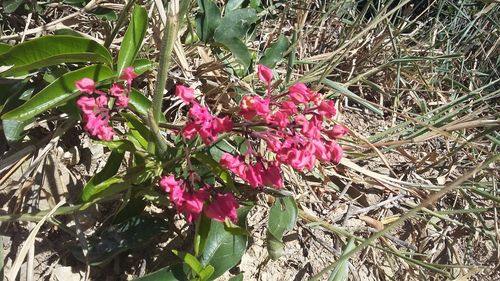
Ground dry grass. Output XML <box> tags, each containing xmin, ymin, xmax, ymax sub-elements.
<box><xmin>1</xmin><ymin>0</ymin><xmax>499</xmax><ymax>280</ymax></box>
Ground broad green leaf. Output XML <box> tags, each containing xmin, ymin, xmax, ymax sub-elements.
<box><xmin>259</xmin><ymin>35</ymin><xmax>289</xmax><ymax>68</ymax></box>
<box><xmin>133</xmin><ymin>264</ymin><xmax>188</xmax><ymax>281</ymax></box>
<box><xmin>196</xmin><ymin>0</ymin><xmax>221</xmax><ymax>42</ymax></box>
<box><xmin>3</xmin><ymin>0</ymin><xmax>24</xmax><ymax>13</ymax></box>
<box><xmin>267</xmin><ymin>196</ymin><xmax>297</xmax><ymax>241</ymax></box>
<box><xmin>81</xmin><ymin>150</ymin><xmax>125</xmax><ymax>202</ymax></box>
<box><xmin>328</xmin><ymin>238</ymin><xmax>355</xmax><ymax>281</ymax></box>
<box><xmin>117</xmin><ymin>5</ymin><xmax>148</xmax><ymax>76</ymax></box>
<box><xmin>72</xmin><ymin>216</ymin><xmax>169</xmax><ymax>266</ymax></box>
<box><xmin>92</xmin><ymin>7</ymin><xmax>117</xmax><ymax>21</ymax></box>
<box><xmin>2</xmin><ymin>119</ymin><xmax>29</xmax><ymax>142</ymax></box>
<box><xmin>132</xmin><ymin>58</ymin><xmax>155</xmax><ymax>76</ymax></box>
<box><xmin>213</xmin><ymin>8</ymin><xmax>258</xmax><ymax>69</ymax></box>
<box><xmin>266</xmin><ymin>231</ymin><xmax>284</xmax><ymax>260</ymax></box>
<box><xmin>0</xmin><ymin>36</ymin><xmax>112</xmax><ymax>77</ymax></box>
<box><xmin>226</xmin><ymin>0</ymin><xmax>245</xmax><ymax>11</ymax></box>
<box><xmin>323</xmin><ymin>79</ymin><xmax>383</xmax><ymax>116</ymax></box>
<box><xmin>1</xmin><ymin>65</ymin><xmax>114</xmax><ymax>122</ymax></box>
<box><xmin>122</xmin><ymin>112</ymin><xmax>150</xmax><ymax>149</ymax></box>
<box><xmin>128</xmin><ymin>88</ymin><xmax>153</xmax><ymax>118</ymax></box>
<box><xmin>0</xmin><ymin>43</ymin><xmax>12</xmax><ymax>55</ymax></box>
<box><xmin>199</xmin><ymin>206</ymin><xmax>251</xmax><ymax>280</ymax></box>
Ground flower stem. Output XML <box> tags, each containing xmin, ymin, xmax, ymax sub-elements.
<box><xmin>152</xmin><ymin>0</ymin><xmax>179</xmax><ymax>124</ymax></box>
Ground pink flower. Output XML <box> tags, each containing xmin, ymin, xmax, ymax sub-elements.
<box><xmin>160</xmin><ymin>176</ymin><xmax>182</xmax><ymax>193</ymax></box>
<box><xmin>266</xmin><ymin>112</ymin><xmax>289</xmax><ymax>128</ymax></box>
<box><xmin>75</xmin><ymin>78</ymin><xmax>96</xmax><ymax>94</ymax></box>
<box><xmin>182</xmin><ymin>122</ymin><xmax>198</xmax><ymax>140</ymax></box>
<box><xmin>109</xmin><ymin>84</ymin><xmax>125</xmax><ymax>96</ymax></box>
<box><xmin>189</xmin><ymin>103</ymin><xmax>212</xmax><ymax>125</ymax></box>
<box><xmin>96</xmin><ymin>94</ymin><xmax>108</xmax><ymax>108</ymax></box>
<box><xmin>317</xmin><ymin>100</ymin><xmax>336</xmax><ymax>118</ymax></box>
<box><xmin>205</xmin><ymin>193</ymin><xmax>239</xmax><ymax>223</ymax></box>
<box><xmin>212</xmin><ymin>116</ymin><xmax>233</xmax><ymax>133</ymax></box>
<box><xmin>257</xmin><ymin>64</ymin><xmax>273</xmax><ymax>84</ymax></box>
<box><xmin>244</xmin><ymin>163</ymin><xmax>264</xmax><ymax>188</ymax></box>
<box><xmin>288</xmin><ymin>83</ymin><xmax>309</xmax><ymax>104</ymax></box>
<box><xmin>115</xmin><ymin>93</ymin><xmax>129</xmax><ymax>108</ymax></box>
<box><xmin>176</xmin><ymin>85</ymin><xmax>195</xmax><ymax>104</ymax></box>
<box><xmin>280</xmin><ymin>101</ymin><xmax>298</xmax><ymax>115</ymax></box>
<box><xmin>261</xmin><ymin>161</ymin><xmax>283</xmax><ymax>189</ymax></box>
<box><xmin>96</xmin><ymin>125</ymin><xmax>115</xmax><ymax>141</ymax></box>
<box><xmin>180</xmin><ymin>187</ymin><xmax>210</xmax><ymax>223</ymax></box>
<box><xmin>327</xmin><ymin>125</ymin><xmax>348</xmax><ymax>139</ymax></box>
<box><xmin>83</xmin><ymin>114</ymin><xmax>107</xmax><ymax>136</ymax></box>
<box><xmin>240</xmin><ymin>95</ymin><xmax>270</xmax><ymax>120</ymax></box>
<box><xmin>76</xmin><ymin>96</ymin><xmax>97</xmax><ymax>115</ymax></box>
<box><xmin>120</xmin><ymin>67</ymin><xmax>137</xmax><ymax>88</ymax></box>
<box><xmin>328</xmin><ymin>142</ymin><xmax>343</xmax><ymax>165</ymax></box>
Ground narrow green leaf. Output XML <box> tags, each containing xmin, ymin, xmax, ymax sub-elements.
<box><xmin>172</xmin><ymin>250</ymin><xmax>205</xmax><ymax>275</ymax></box>
<box><xmin>196</xmin><ymin>0</ymin><xmax>221</xmax><ymax>42</ymax></box>
<box><xmin>193</xmin><ymin>152</ymin><xmax>236</xmax><ymax>190</ymax></box>
<box><xmin>3</xmin><ymin>0</ymin><xmax>24</xmax><ymax>13</ymax></box>
<box><xmin>117</xmin><ymin>5</ymin><xmax>148</xmax><ymax>76</ymax></box>
<box><xmin>195</xmin><ymin>214</ymin><xmax>212</xmax><ymax>257</ymax></box>
<box><xmin>328</xmin><ymin>238</ymin><xmax>355</xmax><ymax>281</ymax></box>
<box><xmin>81</xmin><ymin>150</ymin><xmax>125</xmax><ymax>202</ymax></box>
<box><xmin>0</xmin><ymin>36</ymin><xmax>112</xmax><ymax>77</ymax></box>
<box><xmin>259</xmin><ymin>35</ymin><xmax>289</xmax><ymax>68</ymax></box>
<box><xmin>323</xmin><ymin>79</ymin><xmax>383</xmax><ymax>116</ymax></box>
<box><xmin>1</xmin><ymin>65</ymin><xmax>114</xmax><ymax>122</ymax></box>
<box><xmin>128</xmin><ymin>88</ymin><xmax>153</xmax><ymax>118</ymax></box>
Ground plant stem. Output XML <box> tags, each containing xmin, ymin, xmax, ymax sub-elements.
<box><xmin>152</xmin><ymin>0</ymin><xmax>179</xmax><ymax>124</ymax></box>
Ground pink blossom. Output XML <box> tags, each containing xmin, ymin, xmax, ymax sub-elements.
<box><xmin>182</xmin><ymin>123</ymin><xmax>198</xmax><ymax>140</ymax></box>
<box><xmin>180</xmin><ymin>187</ymin><xmax>210</xmax><ymax>223</ymax></box>
<box><xmin>189</xmin><ymin>103</ymin><xmax>212</xmax><ymax>125</ymax></box>
<box><xmin>240</xmin><ymin>95</ymin><xmax>270</xmax><ymax>120</ymax></box>
<box><xmin>317</xmin><ymin>100</ymin><xmax>337</xmax><ymax>118</ymax></box>
<box><xmin>220</xmin><ymin>153</ymin><xmax>242</xmax><ymax>170</ymax></box>
<box><xmin>76</xmin><ymin>96</ymin><xmax>97</xmax><ymax>114</ymax></box>
<box><xmin>109</xmin><ymin>84</ymin><xmax>125</xmax><ymax>96</ymax></box>
<box><xmin>115</xmin><ymin>93</ymin><xmax>129</xmax><ymax>108</ymax></box>
<box><xmin>327</xmin><ymin>125</ymin><xmax>348</xmax><ymax>139</ymax></box>
<box><xmin>96</xmin><ymin>125</ymin><xmax>115</xmax><ymax>141</ymax></box>
<box><xmin>328</xmin><ymin>142</ymin><xmax>343</xmax><ymax>165</ymax></box>
<box><xmin>205</xmin><ymin>193</ymin><xmax>239</xmax><ymax>223</ymax></box>
<box><xmin>266</xmin><ymin>112</ymin><xmax>289</xmax><ymax>128</ymax></box>
<box><xmin>257</xmin><ymin>64</ymin><xmax>273</xmax><ymax>84</ymax></box>
<box><xmin>288</xmin><ymin>83</ymin><xmax>309</xmax><ymax>104</ymax></box>
<box><xmin>75</xmin><ymin>78</ymin><xmax>96</xmax><ymax>94</ymax></box>
<box><xmin>120</xmin><ymin>67</ymin><xmax>137</xmax><ymax>88</ymax></box>
<box><xmin>96</xmin><ymin>94</ymin><xmax>108</xmax><ymax>108</ymax></box>
<box><xmin>261</xmin><ymin>161</ymin><xmax>283</xmax><ymax>189</ymax></box>
<box><xmin>244</xmin><ymin>163</ymin><xmax>264</xmax><ymax>188</ymax></box>
<box><xmin>212</xmin><ymin>116</ymin><xmax>233</xmax><ymax>133</ymax></box>
<box><xmin>280</xmin><ymin>101</ymin><xmax>298</xmax><ymax>115</ymax></box>
<box><xmin>176</xmin><ymin>85</ymin><xmax>195</xmax><ymax>104</ymax></box>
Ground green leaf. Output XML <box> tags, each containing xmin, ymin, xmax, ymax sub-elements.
<box><xmin>267</xmin><ymin>196</ymin><xmax>297</xmax><ymax>241</ymax></box>
<box><xmin>259</xmin><ymin>35</ymin><xmax>289</xmax><ymax>68</ymax></box>
<box><xmin>122</xmin><ymin>112</ymin><xmax>151</xmax><ymax>149</ymax></box>
<box><xmin>328</xmin><ymin>238</ymin><xmax>355</xmax><ymax>281</ymax></box>
<box><xmin>0</xmin><ymin>43</ymin><xmax>12</xmax><ymax>55</ymax></box>
<box><xmin>266</xmin><ymin>231</ymin><xmax>284</xmax><ymax>260</ymax></box>
<box><xmin>196</xmin><ymin>0</ymin><xmax>221</xmax><ymax>42</ymax></box>
<box><xmin>1</xmin><ymin>65</ymin><xmax>114</xmax><ymax>122</ymax></box>
<box><xmin>81</xmin><ymin>150</ymin><xmax>124</xmax><ymax>202</ymax></box>
<box><xmin>128</xmin><ymin>88</ymin><xmax>153</xmax><ymax>118</ymax></box>
<box><xmin>172</xmin><ymin>250</ymin><xmax>214</xmax><ymax>280</ymax></box>
<box><xmin>117</xmin><ymin>5</ymin><xmax>148</xmax><ymax>76</ymax></box>
<box><xmin>91</xmin><ymin>7</ymin><xmax>117</xmax><ymax>21</ymax></box>
<box><xmin>132</xmin><ymin>58</ymin><xmax>155</xmax><ymax>76</ymax></box>
<box><xmin>2</xmin><ymin>119</ymin><xmax>29</xmax><ymax>142</ymax></box>
<box><xmin>72</xmin><ymin>216</ymin><xmax>169</xmax><ymax>266</ymax></box>
<box><xmin>199</xmin><ymin>206</ymin><xmax>251</xmax><ymax>280</ymax></box>
<box><xmin>0</xmin><ymin>36</ymin><xmax>112</xmax><ymax>77</ymax></box>
<box><xmin>323</xmin><ymin>79</ymin><xmax>383</xmax><ymax>116</ymax></box>
<box><xmin>195</xmin><ymin>214</ymin><xmax>212</xmax><ymax>257</ymax></box>
<box><xmin>133</xmin><ymin>264</ymin><xmax>188</xmax><ymax>281</ymax></box>
<box><xmin>3</xmin><ymin>0</ymin><xmax>24</xmax><ymax>13</ymax></box>
<box><xmin>213</xmin><ymin>8</ymin><xmax>258</xmax><ymax>70</ymax></box>
<box><xmin>226</xmin><ymin>0</ymin><xmax>245</xmax><ymax>11</ymax></box>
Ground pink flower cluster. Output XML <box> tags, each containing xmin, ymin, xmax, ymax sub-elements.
<box><xmin>221</xmin><ymin>64</ymin><xmax>347</xmax><ymax>188</ymax></box>
<box><xmin>160</xmin><ymin>175</ymin><xmax>239</xmax><ymax>223</ymax></box>
<box><xmin>75</xmin><ymin>67</ymin><xmax>137</xmax><ymax>141</ymax></box>
<box><xmin>176</xmin><ymin>85</ymin><xmax>233</xmax><ymax>144</ymax></box>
